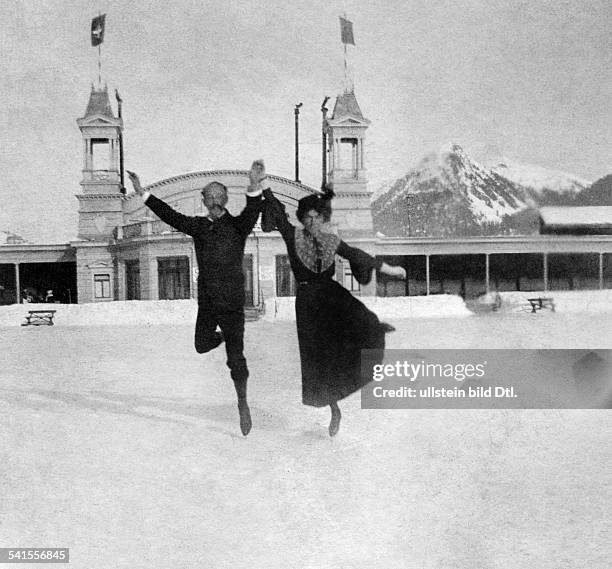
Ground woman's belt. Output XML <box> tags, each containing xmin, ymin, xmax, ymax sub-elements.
<box><xmin>298</xmin><ymin>279</ymin><xmax>332</xmax><ymax>286</ymax></box>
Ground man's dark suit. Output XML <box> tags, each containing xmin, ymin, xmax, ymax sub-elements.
<box><xmin>144</xmin><ymin>193</ymin><xmax>261</xmax><ymax>384</ymax></box>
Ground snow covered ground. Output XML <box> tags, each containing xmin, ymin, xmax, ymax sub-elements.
<box><xmin>0</xmin><ymin>295</ymin><xmax>472</xmax><ymax>328</ymax></box>
<box><xmin>1</xmin><ymin>304</ymin><xmax>611</xmax><ymax>568</ymax></box>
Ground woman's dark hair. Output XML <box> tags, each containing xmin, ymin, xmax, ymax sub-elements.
<box><xmin>296</xmin><ymin>184</ymin><xmax>335</xmax><ymax>223</ymax></box>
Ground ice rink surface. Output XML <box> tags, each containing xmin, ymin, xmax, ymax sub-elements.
<box><xmin>1</xmin><ymin>313</ymin><xmax>611</xmax><ymax>568</ymax></box>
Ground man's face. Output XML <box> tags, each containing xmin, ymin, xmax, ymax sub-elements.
<box><xmin>202</xmin><ymin>184</ymin><xmax>228</xmax><ymax>220</ymax></box>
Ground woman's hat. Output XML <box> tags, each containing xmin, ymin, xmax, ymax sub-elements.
<box><xmin>296</xmin><ymin>183</ymin><xmax>335</xmax><ymax>222</ymax></box>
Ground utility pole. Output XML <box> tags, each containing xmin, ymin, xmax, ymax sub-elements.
<box><xmin>294</xmin><ymin>103</ymin><xmax>303</xmax><ymax>182</ymax></box>
<box><xmin>115</xmin><ymin>90</ymin><xmax>125</xmax><ymax>194</ymax></box>
<box><xmin>320</xmin><ymin>96</ymin><xmax>330</xmax><ymax>190</ymax></box>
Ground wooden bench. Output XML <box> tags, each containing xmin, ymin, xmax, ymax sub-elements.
<box><xmin>22</xmin><ymin>310</ymin><xmax>57</xmax><ymax>326</ymax></box>
<box><xmin>527</xmin><ymin>297</ymin><xmax>555</xmax><ymax>313</ymax></box>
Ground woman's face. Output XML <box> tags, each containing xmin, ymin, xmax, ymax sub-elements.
<box><xmin>302</xmin><ymin>209</ymin><xmax>324</xmax><ymax>235</ymax></box>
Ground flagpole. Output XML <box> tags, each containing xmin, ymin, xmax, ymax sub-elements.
<box><xmin>321</xmin><ymin>96</ymin><xmax>330</xmax><ymax>189</ymax></box>
<box><xmin>116</xmin><ymin>90</ymin><xmax>125</xmax><ymax>194</ymax></box>
<box><xmin>97</xmin><ymin>12</ymin><xmax>102</xmax><ymax>85</ymax></box>
<box><xmin>344</xmin><ymin>43</ymin><xmax>348</xmax><ymax>92</ymax></box>
<box><xmin>343</xmin><ymin>12</ymin><xmax>348</xmax><ymax>92</ymax></box>
<box><xmin>294</xmin><ymin>102</ymin><xmax>303</xmax><ymax>183</ymax></box>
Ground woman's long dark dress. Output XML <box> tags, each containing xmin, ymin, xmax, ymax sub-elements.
<box><xmin>262</xmin><ymin>190</ymin><xmax>386</xmax><ymax>407</ymax></box>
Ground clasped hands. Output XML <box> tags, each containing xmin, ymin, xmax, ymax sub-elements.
<box><xmin>248</xmin><ymin>159</ymin><xmax>267</xmax><ymax>194</ymax></box>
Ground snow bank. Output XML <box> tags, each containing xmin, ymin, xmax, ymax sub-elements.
<box><xmin>263</xmin><ymin>294</ymin><xmax>473</xmax><ymax>322</ymax></box>
<box><xmin>4</xmin><ymin>289</ymin><xmax>610</xmax><ymax>327</ymax></box>
<box><xmin>477</xmin><ymin>289</ymin><xmax>612</xmax><ymax>315</ymax></box>
<box><xmin>2</xmin><ymin>295</ymin><xmax>472</xmax><ymax>327</ymax></box>
<box><xmin>0</xmin><ymin>300</ymin><xmax>198</xmax><ymax>327</ymax></box>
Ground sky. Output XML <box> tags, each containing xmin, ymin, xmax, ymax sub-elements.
<box><xmin>1</xmin><ymin>0</ymin><xmax>612</xmax><ymax>242</ymax></box>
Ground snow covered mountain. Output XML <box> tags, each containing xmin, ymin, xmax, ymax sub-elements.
<box><xmin>370</xmin><ymin>177</ymin><xmax>398</xmax><ymax>202</ymax></box>
<box><xmin>372</xmin><ymin>144</ymin><xmax>596</xmax><ymax>237</ymax></box>
<box><xmin>372</xmin><ymin>144</ymin><xmax>530</xmax><ymax>237</ymax></box>
<box><xmin>486</xmin><ymin>158</ymin><xmax>590</xmax><ymax>203</ymax></box>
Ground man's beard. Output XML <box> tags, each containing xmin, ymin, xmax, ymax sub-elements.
<box><xmin>208</xmin><ymin>204</ymin><xmax>224</xmax><ymax>219</ymax></box>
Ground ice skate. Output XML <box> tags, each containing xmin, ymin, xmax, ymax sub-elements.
<box><xmin>329</xmin><ymin>403</ymin><xmax>341</xmax><ymax>437</ymax></box>
<box><xmin>238</xmin><ymin>399</ymin><xmax>252</xmax><ymax>436</ymax></box>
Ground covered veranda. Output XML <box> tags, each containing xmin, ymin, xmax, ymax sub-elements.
<box><xmin>374</xmin><ymin>235</ymin><xmax>612</xmax><ymax>299</ymax></box>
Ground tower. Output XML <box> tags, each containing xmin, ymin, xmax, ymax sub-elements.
<box><xmin>75</xmin><ymin>84</ymin><xmax>124</xmax><ymax>239</ymax></box>
<box><xmin>325</xmin><ymin>90</ymin><xmax>372</xmax><ymax>232</ymax></box>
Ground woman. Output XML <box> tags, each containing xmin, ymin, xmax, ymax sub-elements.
<box><xmin>262</xmin><ymin>187</ymin><xmax>406</xmax><ymax>436</ymax></box>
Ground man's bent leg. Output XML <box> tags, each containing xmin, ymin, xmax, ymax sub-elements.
<box><xmin>217</xmin><ymin>310</ymin><xmax>248</xmax><ymax>384</ymax></box>
<box><xmin>194</xmin><ymin>304</ymin><xmax>223</xmax><ymax>354</ymax></box>
<box><xmin>218</xmin><ymin>310</ymin><xmax>251</xmax><ymax>435</ymax></box>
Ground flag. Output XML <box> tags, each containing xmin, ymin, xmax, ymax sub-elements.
<box><xmin>339</xmin><ymin>16</ymin><xmax>355</xmax><ymax>45</ymax></box>
<box><xmin>91</xmin><ymin>14</ymin><xmax>106</xmax><ymax>46</ymax></box>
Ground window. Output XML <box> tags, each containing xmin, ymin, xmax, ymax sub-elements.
<box><xmin>376</xmin><ymin>255</ymin><xmax>427</xmax><ymax>297</ymax></box>
<box><xmin>605</xmin><ymin>254</ymin><xmax>612</xmax><ymax>289</ymax></box>
<box><xmin>344</xmin><ymin>266</ymin><xmax>361</xmax><ymax>292</ymax></box>
<box><xmin>548</xmin><ymin>253</ymin><xmax>600</xmax><ymax>291</ymax></box>
<box><xmin>276</xmin><ymin>255</ymin><xmax>296</xmax><ymax>296</ymax></box>
<box><xmin>91</xmin><ymin>138</ymin><xmax>110</xmax><ymax>171</ymax></box>
<box><xmin>94</xmin><ymin>274</ymin><xmax>111</xmax><ymax>299</ymax></box>
<box><xmin>125</xmin><ymin>260</ymin><xmax>140</xmax><ymax>300</ymax></box>
<box><xmin>243</xmin><ymin>254</ymin><xmax>254</xmax><ymax>306</ymax></box>
<box><xmin>339</xmin><ymin>137</ymin><xmax>358</xmax><ymax>173</ymax></box>
<box><xmin>158</xmin><ymin>257</ymin><xmax>190</xmax><ymax>300</ymax></box>
<box><xmin>0</xmin><ymin>264</ymin><xmax>16</xmax><ymax>305</ymax></box>
<box><xmin>429</xmin><ymin>255</ymin><xmax>486</xmax><ymax>299</ymax></box>
<box><xmin>489</xmin><ymin>253</ymin><xmax>544</xmax><ymax>292</ymax></box>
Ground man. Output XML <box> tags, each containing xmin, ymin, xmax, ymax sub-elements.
<box><xmin>127</xmin><ymin>160</ymin><xmax>267</xmax><ymax>436</ymax></box>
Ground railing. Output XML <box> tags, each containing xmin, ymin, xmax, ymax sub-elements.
<box><xmin>117</xmin><ymin>220</ymin><xmax>180</xmax><ymax>240</ymax></box>
<box><xmin>91</xmin><ymin>170</ymin><xmax>110</xmax><ymax>180</ymax></box>
<box><xmin>152</xmin><ymin>220</ymin><xmax>179</xmax><ymax>234</ymax></box>
<box><xmin>122</xmin><ymin>223</ymin><xmax>142</xmax><ymax>239</ymax></box>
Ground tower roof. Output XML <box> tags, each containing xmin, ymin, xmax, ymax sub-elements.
<box><xmin>84</xmin><ymin>85</ymin><xmax>114</xmax><ymax>118</ymax></box>
<box><xmin>331</xmin><ymin>90</ymin><xmax>364</xmax><ymax>120</ymax></box>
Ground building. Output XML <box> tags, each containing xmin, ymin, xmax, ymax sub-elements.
<box><xmin>1</xmin><ymin>85</ymin><xmax>612</xmax><ymax>305</ymax></box>
<box><xmin>0</xmin><ymin>85</ymin><xmax>377</xmax><ymax>305</ymax></box>
<box><xmin>540</xmin><ymin>206</ymin><xmax>612</xmax><ymax>235</ymax></box>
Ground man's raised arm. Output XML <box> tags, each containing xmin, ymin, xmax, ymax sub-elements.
<box><xmin>236</xmin><ymin>159</ymin><xmax>267</xmax><ymax>236</ymax></box>
<box><xmin>127</xmin><ymin>170</ymin><xmax>198</xmax><ymax>236</ymax></box>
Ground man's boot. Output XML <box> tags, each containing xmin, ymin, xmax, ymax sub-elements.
<box><xmin>238</xmin><ymin>398</ymin><xmax>252</xmax><ymax>437</ymax></box>
<box><xmin>233</xmin><ymin>378</ymin><xmax>251</xmax><ymax>436</ymax></box>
